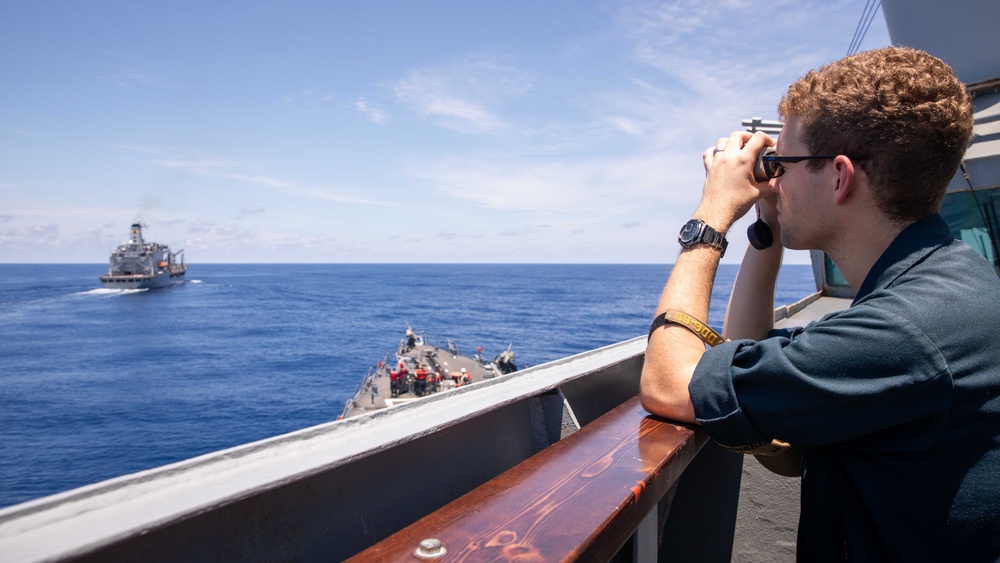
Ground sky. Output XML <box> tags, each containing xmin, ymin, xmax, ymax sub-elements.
<box><xmin>0</xmin><ymin>0</ymin><xmax>891</xmax><ymax>264</ymax></box>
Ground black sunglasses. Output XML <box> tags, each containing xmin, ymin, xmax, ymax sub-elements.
<box><xmin>756</xmin><ymin>147</ymin><xmax>864</xmax><ymax>180</ymax></box>
<box><xmin>759</xmin><ymin>154</ymin><xmax>841</xmax><ymax>179</ymax></box>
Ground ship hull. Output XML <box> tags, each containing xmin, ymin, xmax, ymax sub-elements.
<box><xmin>99</xmin><ymin>268</ymin><xmax>187</xmax><ymax>289</ymax></box>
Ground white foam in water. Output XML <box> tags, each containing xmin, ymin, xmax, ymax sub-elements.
<box><xmin>75</xmin><ymin>288</ymin><xmax>148</xmax><ymax>296</ymax></box>
<box><xmin>75</xmin><ymin>288</ymin><xmax>116</xmax><ymax>296</ymax></box>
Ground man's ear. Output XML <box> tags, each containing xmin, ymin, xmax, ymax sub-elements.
<box><xmin>832</xmin><ymin>155</ymin><xmax>858</xmax><ymax>205</ymax></box>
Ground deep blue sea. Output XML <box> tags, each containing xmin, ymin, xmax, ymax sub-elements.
<box><xmin>0</xmin><ymin>263</ymin><xmax>814</xmax><ymax>509</ymax></box>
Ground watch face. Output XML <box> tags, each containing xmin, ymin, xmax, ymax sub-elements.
<box><xmin>679</xmin><ymin>220</ymin><xmax>702</xmax><ymax>244</ymax></box>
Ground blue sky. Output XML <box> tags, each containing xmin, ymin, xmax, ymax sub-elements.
<box><xmin>0</xmin><ymin>1</ymin><xmax>890</xmax><ymax>264</ymax></box>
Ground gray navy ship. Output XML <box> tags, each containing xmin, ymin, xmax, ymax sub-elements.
<box><xmin>339</xmin><ymin>326</ymin><xmax>519</xmax><ymax>420</ymax></box>
<box><xmin>99</xmin><ymin>222</ymin><xmax>187</xmax><ymax>289</ymax></box>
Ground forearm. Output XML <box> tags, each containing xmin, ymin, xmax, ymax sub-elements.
<box><xmin>640</xmin><ymin>131</ymin><xmax>774</xmax><ymax>423</ymax></box>
<box><xmin>640</xmin><ymin>241</ymin><xmax>724</xmax><ymax>423</ymax></box>
<box><xmin>723</xmin><ymin>242</ymin><xmax>783</xmax><ymax>341</ymax></box>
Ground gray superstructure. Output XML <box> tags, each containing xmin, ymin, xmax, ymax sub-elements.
<box><xmin>99</xmin><ymin>222</ymin><xmax>186</xmax><ymax>289</ymax></box>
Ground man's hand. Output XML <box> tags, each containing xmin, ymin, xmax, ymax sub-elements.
<box><xmin>695</xmin><ymin>131</ymin><xmax>775</xmax><ymax>233</ymax></box>
<box><xmin>640</xmin><ymin>130</ymin><xmax>779</xmax><ymax>423</ymax></box>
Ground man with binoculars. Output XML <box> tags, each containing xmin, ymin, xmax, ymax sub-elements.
<box><xmin>641</xmin><ymin>47</ymin><xmax>1000</xmax><ymax>561</ymax></box>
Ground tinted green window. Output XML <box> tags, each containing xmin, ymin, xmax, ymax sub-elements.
<box><xmin>824</xmin><ymin>254</ymin><xmax>850</xmax><ymax>288</ymax></box>
<box><xmin>939</xmin><ymin>188</ymin><xmax>1000</xmax><ymax>268</ymax></box>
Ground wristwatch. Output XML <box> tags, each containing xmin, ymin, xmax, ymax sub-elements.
<box><xmin>678</xmin><ymin>219</ymin><xmax>728</xmax><ymax>256</ymax></box>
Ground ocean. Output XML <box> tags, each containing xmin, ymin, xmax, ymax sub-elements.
<box><xmin>0</xmin><ymin>263</ymin><xmax>815</xmax><ymax>509</ymax></box>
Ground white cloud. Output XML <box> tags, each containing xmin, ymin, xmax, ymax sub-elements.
<box><xmin>605</xmin><ymin>0</ymin><xmax>861</xmax><ymax>148</ymax></box>
<box><xmin>0</xmin><ymin>222</ymin><xmax>61</xmax><ymax>250</ymax></box>
<box><xmin>157</xmin><ymin>157</ymin><xmax>239</xmax><ymax>175</ymax></box>
<box><xmin>152</xmin><ymin>151</ymin><xmax>398</xmax><ymax>207</ymax></box>
<box><xmin>392</xmin><ymin>55</ymin><xmax>532</xmax><ymax>133</ymax></box>
<box><xmin>356</xmin><ymin>97</ymin><xmax>389</xmax><ymax>124</ymax></box>
<box><xmin>157</xmin><ymin>159</ymin><xmax>296</xmax><ymax>190</ymax></box>
<box><xmin>283</xmin><ymin>89</ymin><xmax>338</xmax><ymax>112</ymax></box>
<box><xmin>188</xmin><ymin>220</ymin><xmax>256</xmax><ymax>242</ymax></box>
<box><xmin>97</xmin><ymin>66</ymin><xmax>188</xmax><ymax>89</ymax></box>
<box><xmin>185</xmin><ymin>222</ymin><xmax>337</xmax><ymax>258</ymax></box>
<box><xmin>407</xmin><ymin>149</ymin><xmax>696</xmax><ymax>215</ymax></box>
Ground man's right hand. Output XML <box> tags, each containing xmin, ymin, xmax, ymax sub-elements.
<box><xmin>696</xmin><ymin>131</ymin><xmax>776</xmax><ymax>234</ymax></box>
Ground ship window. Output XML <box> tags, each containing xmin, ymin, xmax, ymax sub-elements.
<box><xmin>940</xmin><ymin>188</ymin><xmax>1000</xmax><ymax>273</ymax></box>
<box><xmin>823</xmin><ymin>254</ymin><xmax>850</xmax><ymax>288</ymax></box>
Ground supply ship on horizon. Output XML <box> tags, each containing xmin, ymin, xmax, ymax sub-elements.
<box><xmin>99</xmin><ymin>222</ymin><xmax>187</xmax><ymax>289</ymax></box>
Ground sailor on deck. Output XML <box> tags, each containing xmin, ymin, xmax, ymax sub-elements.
<box><xmin>389</xmin><ymin>368</ymin><xmax>400</xmax><ymax>398</ymax></box>
<box><xmin>414</xmin><ymin>366</ymin><xmax>428</xmax><ymax>396</ymax></box>
<box><xmin>641</xmin><ymin>47</ymin><xmax>1000</xmax><ymax>561</ymax></box>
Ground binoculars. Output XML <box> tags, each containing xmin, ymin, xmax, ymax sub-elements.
<box><xmin>748</xmin><ymin>147</ymin><xmax>777</xmax><ymax>249</ymax></box>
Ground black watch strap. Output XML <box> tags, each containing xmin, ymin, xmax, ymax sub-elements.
<box><xmin>678</xmin><ymin>219</ymin><xmax>728</xmax><ymax>256</ymax></box>
<box><xmin>699</xmin><ymin>227</ymin><xmax>728</xmax><ymax>255</ymax></box>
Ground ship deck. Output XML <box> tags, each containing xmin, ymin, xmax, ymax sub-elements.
<box><xmin>340</xmin><ymin>337</ymin><xmax>506</xmax><ymax>419</ymax></box>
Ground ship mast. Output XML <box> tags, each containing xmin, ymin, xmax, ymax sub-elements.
<box><xmin>129</xmin><ymin>222</ymin><xmax>145</xmax><ymax>248</ymax></box>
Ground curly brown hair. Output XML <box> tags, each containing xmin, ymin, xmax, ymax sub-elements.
<box><xmin>778</xmin><ymin>46</ymin><xmax>973</xmax><ymax>222</ymax></box>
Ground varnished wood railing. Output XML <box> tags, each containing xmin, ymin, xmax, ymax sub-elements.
<box><xmin>346</xmin><ymin>396</ymin><xmax>709</xmax><ymax>561</ymax></box>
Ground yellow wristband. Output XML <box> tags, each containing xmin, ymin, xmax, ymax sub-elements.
<box><xmin>647</xmin><ymin>309</ymin><xmax>728</xmax><ymax>347</ymax></box>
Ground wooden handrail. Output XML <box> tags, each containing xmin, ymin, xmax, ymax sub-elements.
<box><xmin>346</xmin><ymin>395</ymin><xmax>707</xmax><ymax>561</ymax></box>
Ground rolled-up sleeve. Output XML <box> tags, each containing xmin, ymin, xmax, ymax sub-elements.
<box><xmin>689</xmin><ymin>339</ymin><xmax>771</xmax><ymax>447</ymax></box>
<box><xmin>689</xmin><ymin>306</ymin><xmax>953</xmax><ymax>450</ymax></box>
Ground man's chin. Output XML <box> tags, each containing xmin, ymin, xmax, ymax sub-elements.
<box><xmin>778</xmin><ymin>232</ymin><xmax>804</xmax><ymax>251</ymax></box>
